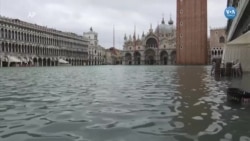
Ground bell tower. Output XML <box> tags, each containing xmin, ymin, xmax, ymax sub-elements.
<box><xmin>176</xmin><ymin>0</ymin><xmax>208</xmax><ymax>65</ymax></box>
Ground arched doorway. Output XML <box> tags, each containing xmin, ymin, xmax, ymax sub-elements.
<box><xmin>145</xmin><ymin>49</ymin><xmax>155</xmax><ymax>65</ymax></box>
<box><xmin>134</xmin><ymin>52</ymin><xmax>141</xmax><ymax>65</ymax></box>
<box><xmin>160</xmin><ymin>51</ymin><xmax>168</xmax><ymax>65</ymax></box>
<box><xmin>51</xmin><ymin>58</ymin><xmax>55</xmax><ymax>66</ymax></box>
<box><xmin>33</xmin><ymin>58</ymin><xmax>38</xmax><ymax>66</ymax></box>
<box><xmin>38</xmin><ymin>58</ymin><xmax>42</xmax><ymax>66</ymax></box>
<box><xmin>171</xmin><ymin>51</ymin><xmax>176</xmax><ymax>65</ymax></box>
<box><xmin>47</xmin><ymin>58</ymin><xmax>51</xmax><ymax>66</ymax></box>
<box><xmin>43</xmin><ymin>58</ymin><xmax>47</xmax><ymax>66</ymax></box>
<box><xmin>125</xmin><ymin>53</ymin><xmax>132</xmax><ymax>65</ymax></box>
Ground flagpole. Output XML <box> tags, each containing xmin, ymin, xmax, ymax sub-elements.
<box><xmin>113</xmin><ymin>25</ymin><xmax>115</xmax><ymax>48</ymax></box>
<box><xmin>157</xmin><ymin>21</ymin><xmax>160</xmax><ymax>65</ymax></box>
<box><xmin>133</xmin><ymin>24</ymin><xmax>137</xmax><ymax>65</ymax></box>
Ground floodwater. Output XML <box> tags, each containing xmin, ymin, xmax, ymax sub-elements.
<box><xmin>0</xmin><ymin>66</ymin><xmax>249</xmax><ymax>141</ymax></box>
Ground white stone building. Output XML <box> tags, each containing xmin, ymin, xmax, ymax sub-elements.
<box><xmin>209</xmin><ymin>28</ymin><xmax>226</xmax><ymax>64</ymax></box>
<box><xmin>122</xmin><ymin>17</ymin><xmax>176</xmax><ymax>65</ymax></box>
<box><xmin>0</xmin><ymin>16</ymin><xmax>88</xmax><ymax>67</ymax></box>
<box><xmin>83</xmin><ymin>27</ymin><xmax>106</xmax><ymax>65</ymax></box>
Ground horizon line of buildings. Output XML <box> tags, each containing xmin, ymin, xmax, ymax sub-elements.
<box><xmin>0</xmin><ymin>13</ymin><xmax>228</xmax><ymax>67</ymax></box>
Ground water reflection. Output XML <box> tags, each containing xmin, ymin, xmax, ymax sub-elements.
<box><xmin>171</xmin><ymin>67</ymin><xmax>213</xmax><ymax>141</ymax></box>
<box><xmin>0</xmin><ymin>66</ymin><xmax>249</xmax><ymax>141</ymax></box>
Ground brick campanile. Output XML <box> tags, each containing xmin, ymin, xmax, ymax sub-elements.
<box><xmin>176</xmin><ymin>0</ymin><xmax>208</xmax><ymax>65</ymax></box>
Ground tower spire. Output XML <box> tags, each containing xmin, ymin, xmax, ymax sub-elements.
<box><xmin>133</xmin><ymin>24</ymin><xmax>137</xmax><ymax>51</ymax></box>
<box><xmin>149</xmin><ymin>23</ymin><xmax>153</xmax><ymax>33</ymax></box>
<box><xmin>168</xmin><ymin>13</ymin><xmax>173</xmax><ymax>25</ymax></box>
<box><xmin>113</xmin><ymin>25</ymin><xmax>115</xmax><ymax>48</ymax></box>
<box><xmin>162</xmin><ymin>13</ymin><xmax>165</xmax><ymax>24</ymax></box>
<box><xmin>133</xmin><ymin>24</ymin><xmax>136</xmax><ymax>41</ymax></box>
<box><xmin>142</xmin><ymin>31</ymin><xmax>145</xmax><ymax>38</ymax></box>
<box><xmin>124</xmin><ymin>33</ymin><xmax>127</xmax><ymax>41</ymax></box>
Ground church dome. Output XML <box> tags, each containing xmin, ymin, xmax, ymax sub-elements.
<box><xmin>155</xmin><ymin>18</ymin><xmax>175</xmax><ymax>34</ymax></box>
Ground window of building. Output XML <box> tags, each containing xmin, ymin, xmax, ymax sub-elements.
<box><xmin>180</xmin><ymin>22</ymin><xmax>183</xmax><ymax>26</ymax></box>
<box><xmin>164</xmin><ymin>45</ymin><xmax>166</xmax><ymax>48</ymax></box>
<box><xmin>219</xmin><ymin>36</ymin><xmax>225</xmax><ymax>43</ymax></box>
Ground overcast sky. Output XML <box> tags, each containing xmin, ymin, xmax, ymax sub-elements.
<box><xmin>0</xmin><ymin>0</ymin><xmax>227</xmax><ymax>49</ymax></box>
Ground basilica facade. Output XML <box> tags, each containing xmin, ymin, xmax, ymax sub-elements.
<box><xmin>122</xmin><ymin>18</ymin><xmax>176</xmax><ymax>65</ymax></box>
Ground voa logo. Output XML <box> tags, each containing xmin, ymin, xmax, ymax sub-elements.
<box><xmin>224</xmin><ymin>6</ymin><xmax>237</xmax><ymax>20</ymax></box>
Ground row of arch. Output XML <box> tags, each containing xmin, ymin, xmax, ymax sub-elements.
<box><xmin>211</xmin><ymin>49</ymin><xmax>223</xmax><ymax>56</ymax></box>
<box><xmin>124</xmin><ymin>49</ymin><xmax>176</xmax><ymax>65</ymax></box>
<box><xmin>0</xmin><ymin>56</ymin><xmax>86</xmax><ymax>67</ymax></box>
<box><xmin>88</xmin><ymin>59</ymin><xmax>105</xmax><ymax>65</ymax></box>
<box><xmin>1</xmin><ymin>42</ymin><xmax>87</xmax><ymax>58</ymax></box>
<box><xmin>0</xmin><ymin>27</ymin><xmax>87</xmax><ymax>48</ymax></box>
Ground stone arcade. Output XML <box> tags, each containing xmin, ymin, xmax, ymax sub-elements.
<box><xmin>0</xmin><ymin>16</ymin><xmax>88</xmax><ymax>67</ymax></box>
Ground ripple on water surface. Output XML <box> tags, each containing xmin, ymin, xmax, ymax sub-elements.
<box><xmin>0</xmin><ymin>66</ymin><xmax>250</xmax><ymax>141</ymax></box>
